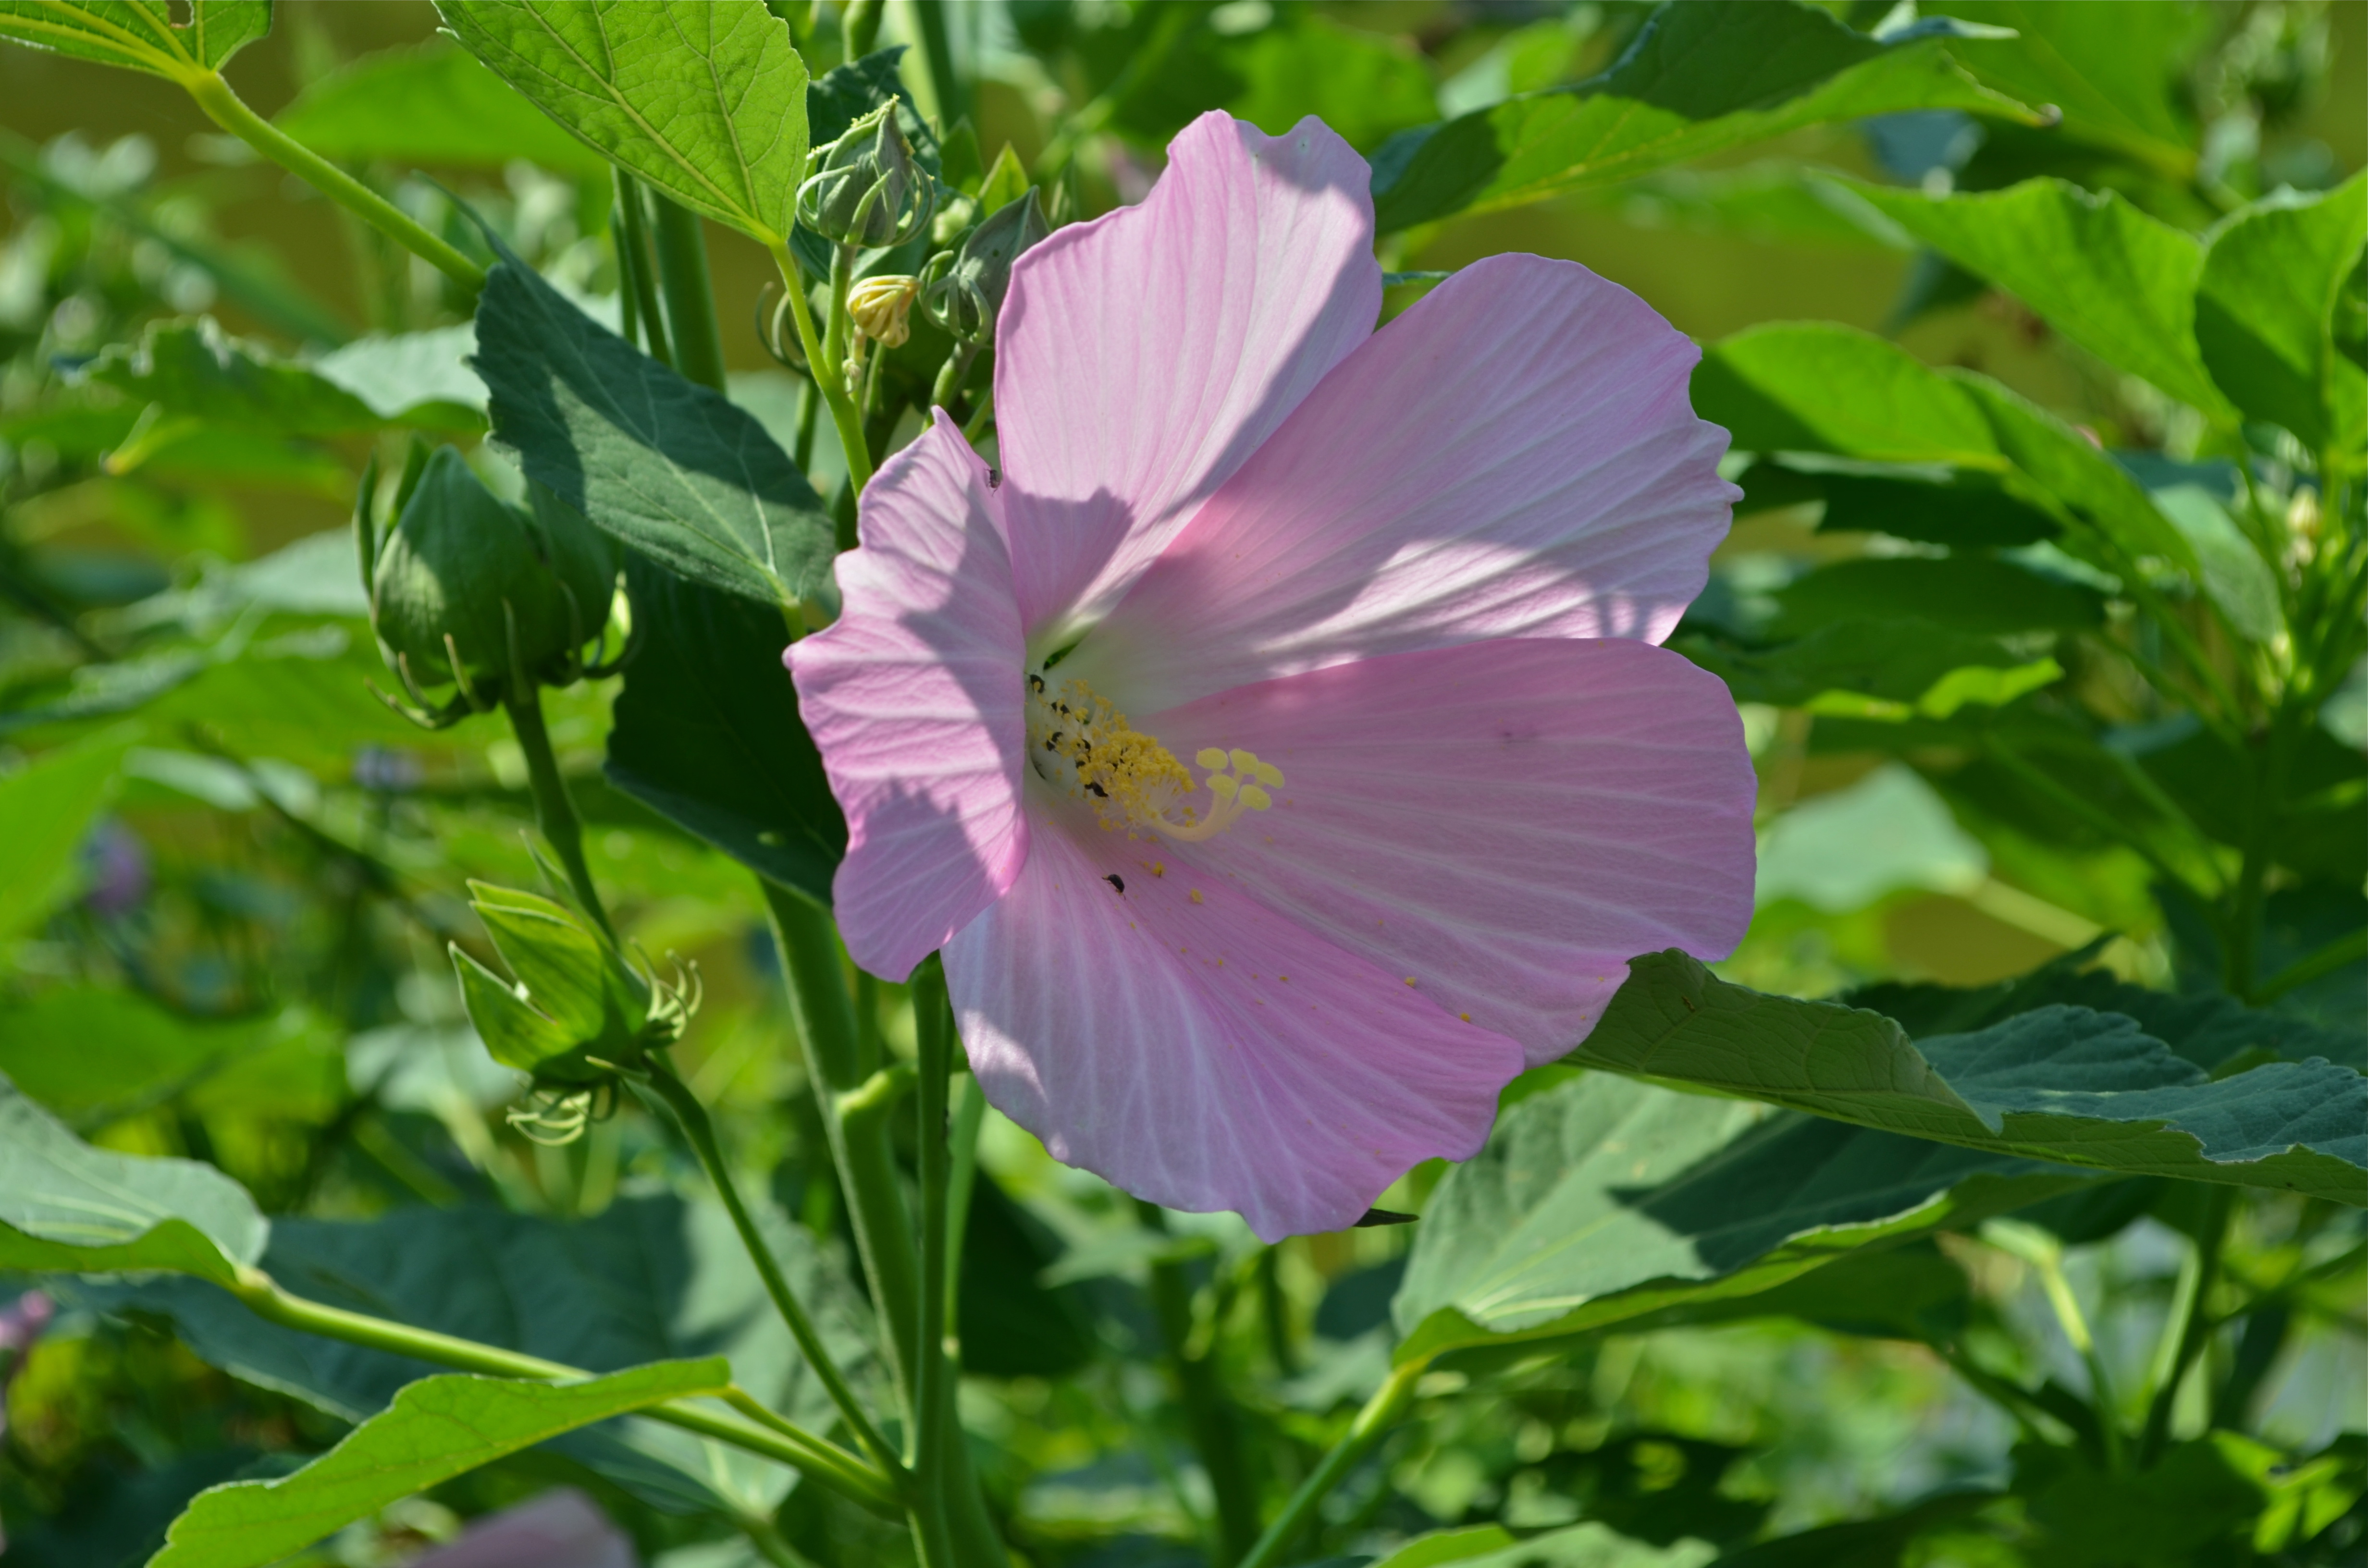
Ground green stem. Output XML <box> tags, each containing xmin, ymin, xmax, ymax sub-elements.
<box><xmin>1983</xmin><ymin>737</ymin><xmax>2205</xmax><ymax>904</ymax></box>
<box><xmin>181</xmin><ymin>72</ymin><xmax>484</xmax><ymax>292</ymax></box>
<box><xmin>2028</xmin><ymin>1242</ymin><xmax>2125</xmax><ymax>1471</ymax></box>
<box><xmin>2138</xmin><ymin>1186</ymin><xmax>2233</xmax><ymax>1465</ymax></box>
<box><xmin>843</xmin><ymin>0</ymin><xmax>884</xmax><ymax>57</ymax></box>
<box><xmin>614</xmin><ymin>172</ymin><xmax>673</xmax><ymax>368</ymax></box>
<box><xmin>930</xmin><ymin>343</ymin><xmax>979</xmax><ymax>412</ymax></box>
<box><xmin>1258</xmin><ymin>1247</ymin><xmax>1297</xmax><ymax>1379</ymax></box>
<box><xmin>943</xmin><ymin>1073</ymin><xmax>985</xmax><ymax>1336</ymax></box>
<box><xmin>909</xmin><ymin>964</ymin><xmax>958</xmax><ymax>1566</ymax></box>
<box><xmin>650</xmin><ymin>192</ymin><xmax>728</xmax><ymax>392</ymax></box>
<box><xmin>839</xmin><ymin>1064</ymin><xmax>923</xmax><ymax>1401</ymax></box>
<box><xmin>762</xmin><ymin>881</ymin><xmax>863</xmax><ymax>1090</ymax></box>
<box><xmin>2224</xmin><ymin>707</ymin><xmax>2298</xmax><ymax>998</ymax></box>
<box><xmin>1238</xmin><ymin>1359</ymin><xmax>1425</xmax><ymax>1568</ymax></box>
<box><xmin>962</xmin><ymin>390</ymin><xmax>995</xmax><ymax>445</ymax></box>
<box><xmin>769</xmin><ymin>244</ymin><xmax>875</xmax><ymax>500</ymax></box>
<box><xmin>1138</xmin><ymin>1200</ymin><xmax>1259</xmax><ymax>1567</ymax></box>
<box><xmin>2255</xmin><ymin>926</ymin><xmax>2368</xmax><ymax>1002</ymax></box>
<box><xmin>500</xmin><ymin>688</ymin><xmax>614</xmax><ymax>945</ymax></box>
<box><xmin>222</xmin><ymin>1266</ymin><xmax>896</xmax><ymax>1512</ymax></box>
<box><xmin>905</xmin><ymin>0</ymin><xmax>967</xmax><ymax>125</ymax></box>
<box><xmin>636</xmin><ymin>1055</ymin><xmax>906</xmax><ymax>1483</ymax></box>
<box><xmin>1936</xmin><ymin>1343</ymin><xmax>2060</xmax><ymax>1445</ymax></box>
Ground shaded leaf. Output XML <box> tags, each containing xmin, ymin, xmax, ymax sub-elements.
<box><xmin>0</xmin><ymin>1071</ymin><xmax>265</xmax><ymax>1284</ymax></box>
<box><xmin>2195</xmin><ymin>172</ymin><xmax>2368</xmax><ymax>450</ymax></box>
<box><xmin>1392</xmin><ymin>1073</ymin><xmax>2095</xmax><ymax>1362</ymax></box>
<box><xmin>1370</xmin><ymin>0</ymin><xmax>2036</xmax><ymax>233</ymax></box>
<box><xmin>0</xmin><ymin>0</ymin><xmax>269</xmax><ymax>82</ymax></box>
<box><xmin>437</xmin><ymin>0</ymin><xmax>809</xmax><ymax>247</ymax></box>
<box><xmin>1737</xmin><ymin>461</ymin><xmax>2059</xmax><ymax>548</ymax></box>
<box><xmin>271</xmin><ymin>38</ymin><xmax>610</xmax><ymax>175</ymax></box>
<box><xmin>1711</xmin><ymin>1487</ymin><xmax>1999</xmax><ymax>1567</ymax></box>
<box><xmin>1680</xmin><ymin>619</ymin><xmax>2058</xmax><ymax>718</ymax></box>
<box><xmin>148</xmin><ymin>1359</ymin><xmax>728</xmax><ymax>1568</ymax></box>
<box><xmin>603</xmin><ymin>556</ymin><xmax>843</xmax><ymax>904</ymax></box>
<box><xmin>0</xmin><ymin>726</ymin><xmax>134</xmax><ymax>943</ymax></box>
<box><xmin>473</xmin><ymin>256</ymin><xmax>834</xmax><ymax>609</ymax></box>
<box><xmin>1572</xmin><ymin>952</ymin><xmax>2368</xmax><ymax>1204</ymax></box>
<box><xmin>1845</xmin><ymin>176</ymin><xmax>2235</xmax><ymax>416</ymax></box>
<box><xmin>1772</xmin><ymin>556</ymin><xmax>2104</xmax><ymax>637</ymax></box>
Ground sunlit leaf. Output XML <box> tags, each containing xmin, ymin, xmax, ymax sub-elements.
<box><xmin>472</xmin><ymin>254</ymin><xmax>835</xmax><ymax>609</ymax></box>
<box><xmin>82</xmin><ymin>317</ymin><xmax>483</xmax><ymax>437</ymax></box>
<box><xmin>1573</xmin><ymin>952</ymin><xmax>2368</xmax><ymax>1204</ymax></box>
<box><xmin>1391</xmin><ymin>1073</ymin><xmax>2094</xmax><ymax>1362</ymax></box>
<box><xmin>0</xmin><ymin>1072</ymin><xmax>265</xmax><ymax>1284</ymax></box>
<box><xmin>271</xmin><ymin>38</ymin><xmax>609</xmax><ymax>175</ymax></box>
<box><xmin>2195</xmin><ymin>172</ymin><xmax>2368</xmax><ymax>451</ymax></box>
<box><xmin>0</xmin><ymin>726</ymin><xmax>134</xmax><ymax>943</ymax></box>
<box><xmin>0</xmin><ymin>0</ymin><xmax>270</xmax><ymax>83</ymax></box>
<box><xmin>148</xmin><ymin>1359</ymin><xmax>729</xmax><ymax>1568</ymax></box>
<box><xmin>436</xmin><ymin>0</ymin><xmax>809</xmax><ymax>247</ymax></box>
<box><xmin>1370</xmin><ymin>0</ymin><xmax>2038</xmax><ymax>232</ymax></box>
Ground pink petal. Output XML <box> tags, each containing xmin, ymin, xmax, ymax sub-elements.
<box><xmin>788</xmin><ymin>420</ymin><xmax>1028</xmax><ymax>981</ymax></box>
<box><xmin>1071</xmin><ymin>255</ymin><xmax>1738</xmax><ymax>712</ymax></box>
<box><xmin>1141</xmin><ymin>637</ymin><xmax>1757</xmax><ymax>1066</ymax></box>
<box><xmin>944</xmin><ymin>816</ymin><xmax>1524</xmax><ymax>1240</ymax></box>
<box><xmin>994</xmin><ymin>111</ymin><xmax>1381</xmax><ymax>639</ymax></box>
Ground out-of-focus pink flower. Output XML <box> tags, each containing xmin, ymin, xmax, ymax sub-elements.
<box><xmin>790</xmin><ymin>111</ymin><xmax>1755</xmax><ymax>1239</ymax></box>
<box><xmin>80</xmin><ymin>820</ymin><xmax>149</xmax><ymax>918</ymax></box>
<box><xmin>407</xmin><ymin>1488</ymin><xmax>635</xmax><ymax>1568</ymax></box>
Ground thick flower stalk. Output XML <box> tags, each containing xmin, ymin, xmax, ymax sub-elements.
<box><xmin>791</xmin><ymin>113</ymin><xmax>1756</xmax><ymax>1239</ymax></box>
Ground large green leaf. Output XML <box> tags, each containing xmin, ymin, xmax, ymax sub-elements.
<box><xmin>1846</xmin><ymin>177</ymin><xmax>2235</xmax><ymax>417</ymax></box>
<box><xmin>83</xmin><ymin>317</ymin><xmax>483</xmax><ymax>437</ymax></box>
<box><xmin>1390</xmin><ymin>1074</ymin><xmax>2093</xmax><ymax>1363</ymax></box>
<box><xmin>1572</xmin><ymin>952</ymin><xmax>2368</xmax><ymax>1204</ymax></box>
<box><xmin>2194</xmin><ymin>172</ymin><xmax>2368</xmax><ymax>451</ymax></box>
<box><xmin>148</xmin><ymin>1358</ymin><xmax>728</xmax><ymax>1568</ymax></box>
<box><xmin>1369</xmin><ymin>0</ymin><xmax>2036</xmax><ymax>233</ymax></box>
<box><xmin>1110</xmin><ymin>10</ymin><xmax>1437</xmax><ymax>155</ymax></box>
<box><xmin>604</xmin><ymin>556</ymin><xmax>844</xmax><ymax>905</ymax></box>
<box><xmin>1680</xmin><ymin>619</ymin><xmax>2059</xmax><ymax>721</ymax></box>
<box><xmin>272</xmin><ymin>38</ymin><xmax>609</xmax><ymax>175</ymax></box>
<box><xmin>86</xmin><ymin>1194</ymin><xmax>876</xmax><ymax>1514</ymax></box>
<box><xmin>1735</xmin><ymin>461</ymin><xmax>2059</xmax><ymax>549</ymax></box>
<box><xmin>436</xmin><ymin>0</ymin><xmax>809</xmax><ymax>248</ymax></box>
<box><xmin>0</xmin><ymin>1072</ymin><xmax>265</xmax><ymax>1284</ymax></box>
<box><xmin>0</xmin><ymin>726</ymin><xmax>133</xmax><ymax>944</ymax></box>
<box><xmin>0</xmin><ymin>991</ymin><xmax>306</xmax><ymax>1126</ymax></box>
<box><xmin>1923</xmin><ymin>0</ymin><xmax>2210</xmax><ymax>179</ymax></box>
<box><xmin>1771</xmin><ymin>556</ymin><xmax>2104</xmax><ymax>638</ymax></box>
<box><xmin>473</xmin><ymin>256</ymin><xmax>834</xmax><ymax>609</ymax></box>
<box><xmin>0</xmin><ymin>0</ymin><xmax>269</xmax><ymax>82</ymax></box>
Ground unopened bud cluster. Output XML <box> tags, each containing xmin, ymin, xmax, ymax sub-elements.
<box><xmin>922</xmin><ymin>188</ymin><xmax>1050</xmax><ymax>345</ymax></box>
<box><xmin>797</xmin><ymin>104</ymin><xmax>934</xmax><ymax>249</ymax></box>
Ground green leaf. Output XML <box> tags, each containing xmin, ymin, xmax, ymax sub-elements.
<box><xmin>1844</xmin><ymin>177</ymin><xmax>2235</xmax><ymax>417</ymax></box>
<box><xmin>603</xmin><ymin>557</ymin><xmax>844</xmax><ymax>906</ymax></box>
<box><xmin>0</xmin><ymin>1071</ymin><xmax>265</xmax><ymax>1284</ymax></box>
<box><xmin>472</xmin><ymin>256</ymin><xmax>834</xmax><ymax>609</ymax></box>
<box><xmin>308</xmin><ymin>324</ymin><xmax>487</xmax><ymax>423</ymax></box>
<box><xmin>452</xmin><ymin>881</ymin><xmax>645</xmax><ymax>1082</ymax></box>
<box><xmin>1391</xmin><ymin>1073</ymin><xmax>2094</xmax><ymax>1363</ymax></box>
<box><xmin>88</xmin><ymin>1194</ymin><xmax>876</xmax><ymax>1514</ymax></box>
<box><xmin>148</xmin><ymin>1358</ymin><xmax>728</xmax><ymax>1568</ymax></box>
<box><xmin>1572</xmin><ymin>951</ymin><xmax>2368</xmax><ymax>1204</ymax></box>
<box><xmin>2012</xmin><ymin>1431</ymin><xmax>2312</xmax><ymax>1567</ymax></box>
<box><xmin>1366</xmin><ymin>1523</ymin><xmax>1716</xmax><ymax>1568</ymax></box>
<box><xmin>1945</xmin><ymin>373</ymin><xmax>2201</xmax><ymax>572</ymax></box>
<box><xmin>975</xmin><ymin>142</ymin><xmax>1029</xmax><ymax>217</ymax></box>
<box><xmin>271</xmin><ymin>38</ymin><xmax>609</xmax><ymax>176</ymax></box>
<box><xmin>1738</xmin><ymin>461</ymin><xmax>2059</xmax><ymax>548</ymax></box>
<box><xmin>0</xmin><ymin>726</ymin><xmax>133</xmax><ymax>944</ymax></box>
<box><xmin>2149</xmin><ymin>483</ymin><xmax>2283</xmax><ymax>643</ymax></box>
<box><xmin>436</xmin><ymin>0</ymin><xmax>810</xmax><ymax>248</ymax></box>
<box><xmin>1772</xmin><ymin>556</ymin><xmax>2104</xmax><ymax>638</ymax></box>
<box><xmin>1923</xmin><ymin>0</ymin><xmax>2211</xmax><ymax>179</ymax></box>
<box><xmin>2195</xmin><ymin>172</ymin><xmax>2368</xmax><ymax>451</ymax></box>
<box><xmin>1369</xmin><ymin>0</ymin><xmax>2038</xmax><ymax>233</ymax></box>
<box><xmin>82</xmin><ymin>317</ymin><xmax>482</xmax><ymax>437</ymax></box>
<box><xmin>1110</xmin><ymin>12</ymin><xmax>1438</xmax><ymax>156</ymax></box>
<box><xmin>1712</xmin><ymin>1487</ymin><xmax>2000</xmax><ymax>1568</ymax></box>
<box><xmin>1693</xmin><ymin>323</ymin><xmax>2004</xmax><ymax>467</ymax></box>
<box><xmin>1680</xmin><ymin>619</ymin><xmax>2058</xmax><ymax>717</ymax></box>
<box><xmin>0</xmin><ymin>0</ymin><xmax>270</xmax><ymax>82</ymax></box>
<box><xmin>0</xmin><ymin>991</ymin><xmax>304</xmax><ymax>1126</ymax></box>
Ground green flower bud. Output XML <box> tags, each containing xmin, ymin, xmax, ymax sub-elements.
<box><xmin>367</xmin><ymin>446</ymin><xmax>617</xmax><ymax>701</ymax></box>
<box><xmin>796</xmin><ymin>103</ymin><xmax>934</xmax><ymax>248</ymax></box>
<box><xmin>921</xmin><ymin>187</ymin><xmax>1049</xmax><ymax>344</ymax></box>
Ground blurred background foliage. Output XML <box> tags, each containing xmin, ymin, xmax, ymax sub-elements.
<box><xmin>0</xmin><ymin>2</ymin><xmax>2361</xmax><ymax>1567</ymax></box>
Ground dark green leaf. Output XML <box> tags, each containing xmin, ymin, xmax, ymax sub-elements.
<box><xmin>148</xmin><ymin>1359</ymin><xmax>729</xmax><ymax>1568</ymax></box>
<box><xmin>473</xmin><ymin>257</ymin><xmax>835</xmax><ymax>609</ymax></box>
<box><xmin>604</xmin><ymin>556</ymin><xmax>844</xmax><ymax>902</ymax></box>
<box><xmin>1922</xmin><ymin>0</ymin><xmax>2211</xmax><ymax>179</ymax></box>
<box><xmin>1712</xmin><ymin>1487</ymin><xmax>1999</xmax><ymax>1568</ymax></box>
<box><xmin>0</xmin><ymin>1070</ymin><xmax>266</xmax><ymax>1284</ymax></box>
<box><xmin>1771</xmin><ymin>557</ymin><xmax>2104</xmax><ymax>637</ymax></box>
<box><xmin>1738</xmin><ymin>462</ymin><xmax>2059</xmax><ymax>549</ymax></box>
<box><xmin>1391</xmin><ymin>1073</ymin><xmax>2095</xmax><ymax>1362</ymax></box>
<box><xmin>0</xmin><ymin>0</ymin><xmax>270</xmax><ymax>81</ymax></box>
<box><xmin>2195</xmin><ymin>172</ymin><xmax>2368</xmax><ymax>450</ymax></box>
<box><xmin>1678</xmin><ymin>618</ymin><xmax>2060</xmax><ymax>717</ymax></box>
<box><xmin>1369</xmin><ymin>0</ymin><xmax>2037</xmax><ymax>233</ymax></box>
<box><xmin>1573</xmin><ymin>952</ymin><xmax>2368</xmax><ymax>1204</ymax></box>
<box><xmin>271</xmin><ymin>39</ymin><xmax>610</xmax><ymax>175</ymax></box>
<box><xmin>1110</xmin><ymin>12</ymin><xmax>1437</xmax><ymax>155</ymax></box>
<box><xmin>1845</xmin><ymin>176</ymin><xmax>2234</xmax><ymax>416</ymax></box>
<box><xmin>436</xmin><ymin>0</ymin><xmax>810</xmax><ymax>247</ymax></box>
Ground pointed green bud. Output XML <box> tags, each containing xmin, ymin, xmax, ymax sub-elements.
<box><xmin>367</xmin><ymin>446</ymin><xmax>617</xmax><ymax>698</ymax></box>
<box><xmin>796</xmin><ymin>102</ymin><xmax>934</xmax><ymax>248</ymax></box>
<box><xmin>921</xmin><ymin>187</ymin><xmax>1049</xmax><ymax>345</ymax></box>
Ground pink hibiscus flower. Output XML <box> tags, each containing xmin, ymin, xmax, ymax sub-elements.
<box><xmin>789</xmin><ymin>112</ymin><xmax>1756</xmax><ymax>1239</ymax></box>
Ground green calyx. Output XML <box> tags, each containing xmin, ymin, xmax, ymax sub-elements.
<box><xmin>796</xmin><ymin>102</ymin><xmax>934</xmax><ymax>249</ymax></box>
<box><xmin>921</xmin><ymin>186</ymin><xmax>1049</xmax><ymax>345</ymax></box>
<box><xmin>363</xmin><ymin>443</ymin><xmax>618</xmax><ymax>712</ymax></box>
